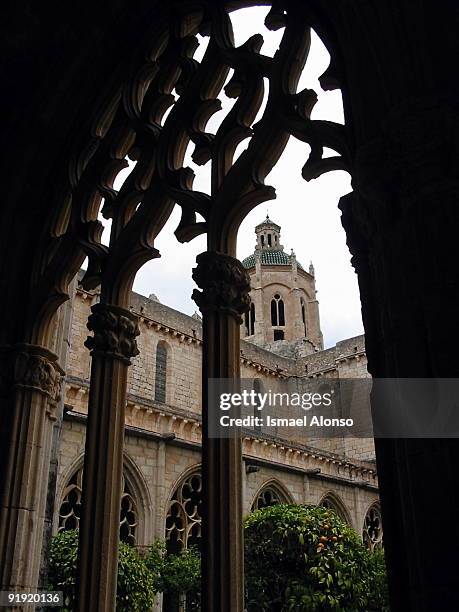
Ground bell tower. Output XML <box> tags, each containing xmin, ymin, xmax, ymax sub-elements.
<box><xmin>255</xmin><ymin>215</ymin><xmax>283</xmax><ymax>250</ymax></box>
<box><xmin>241</xmin><ymin>216</ymin><xmax>323</xmax><ymax>355</ymax></box>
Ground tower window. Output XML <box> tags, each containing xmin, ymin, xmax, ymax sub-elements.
<box><xmin>244</xmin><ymin>301</ymin><xmax>256</xmax><ymax>336</ymax></box>
<box><xmin>267</xmin><ymin>234</ymin><xmax>272</xmax><ymax>246</ymax></box>
<box><xmin>274</xmin><ymin>330</ymin><xmax>284</xmax><ymax>341</ymax></box>
<box><xmin>300</xmin><ymin>298</ymin><xmax>307</xmax><ymax>336</ymax></box>
<box><xmin>155</xmin><ymin>342</ymin><xmax>168</xmax><ymax>403</ymax></box>
<box><xmin>271</xmin><ymin>294</ymin><xmax>285</xmax><ymax>327</ymax></box>
<box><xmin>261</xmin><ymin>235</ymin><xmax>264</xmax><ymax>246</ymax></box>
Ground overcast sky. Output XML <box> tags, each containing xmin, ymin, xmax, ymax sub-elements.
<box><xmin>110</xmin><ymin>6</ymin><xmax>363</xmax><ymax>348</ymax></box>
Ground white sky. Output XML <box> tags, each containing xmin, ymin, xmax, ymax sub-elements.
<box><xmin>106</xmin><ymin>6</ymin><xmax>363</xmax><ymax>349</ymax></box>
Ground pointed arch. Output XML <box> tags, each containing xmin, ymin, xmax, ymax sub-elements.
<box><xmin>319</xmin><ymin>491</ymin><xmax>352</xmax><ymax>525</ymax></box>
<box><xmin>271</xmin><ymin>293</ymin><xmax>285</xmax><ymax>328</ymax></box>
<box><xmin>55</xmin><ymin>451</ymin><xmax>150</xmax><ymax>546</ymax></box>
<box><xmin>165</xmin><ymin>464</ymin><xmax>202</xmax><ymax>554</ymax></box>
<box><xmin>362</xmin><ymin>501</ymin><xmax>383</xmax><ymax>551</ymax></box>
<box><xmin>250</xmin><ymin>478</ymin><xmax>294</xmax><ymax>512</ymax></box>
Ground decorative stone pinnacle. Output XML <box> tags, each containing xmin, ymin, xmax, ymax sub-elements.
<box><xmin>85</xmin><ymin>303</ymin><xmax>140</xmax><ymax>363</ymax></box>
<box><xmin>192</xmin><ymin>252</ymin><xmax>251</xmax><ymax>323</ymax></box>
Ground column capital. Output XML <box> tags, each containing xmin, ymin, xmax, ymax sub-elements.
<box><xmin>0</xmin><ymin>343</ymin><xmax>64</xmax><ymax>404</ymax></box>
<box><xmin>192</xmin><ymin>252</ymin><xmax>251</xmax><ymax>323</ymax></box>
<box><xmin>84</xmin><ymin>303</ymin><xmax>140</xmax><ymax>364</ymax></box>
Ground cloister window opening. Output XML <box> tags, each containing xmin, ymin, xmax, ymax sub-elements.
<box><xmin>252</xmin><ymin>484</ymin><xmax>288</xmax><ymax>511</ymax></box>
<box><xmin>155</xmin><ymin>342</ymin><xmax>168</xmax><ymax>403</ymax></box>
<box><xmin>103</xmin><ymin>2</ymin><xmax>362</xmax><ymax>361</ymax></box>
<box><xmin>34</xmin><ymin>2</ymin><xmax>368</xmax><ymax>609</ymax></box>
<box><xmin>165</xmin><ymin>471</ymin><xmax>202</xmax><ymax>555</ymax></box>
<box><xmin>363</xmin><ymin>503</ymin><xmax>383</xmax><ymax>552</ymax></box>
<box><xmin>320</xmin><ymin>494</ymin><xmax>349</xmax><ymax>524</ymax></box>
<box><xmin>58</xmin><ymin>468</ymin><xmax>138</xmax><ymax>545</ymax></box>
<box><xmin>271</xmin><ymin>294</ymin><xmax>285</xmax><ymax>327</ymax></box>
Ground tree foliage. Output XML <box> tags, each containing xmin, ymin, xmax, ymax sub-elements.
<box><xmin>47</xmin><ymin>530</ymin><xmax>154</xmax><ymax>611</ymax></box>
<box><xmin>244</xmin><ymin>504</ymin><xmax>389</xmax><ymax>611</ymax></box>
<box><xmin>48</xmin><ymin>506</ymin><xmax>389</xmax><ymax>612</ymax></box>
<box><xmin>145</xmin><ymin>541</ymin><xmax>201</xmax><ymax>611</ymax></box>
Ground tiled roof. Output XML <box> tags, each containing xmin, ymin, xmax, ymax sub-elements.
<box><xmin>242</xmin><ymin>250</ymin><xmax>304</xmax><ymax>270</ymax></box>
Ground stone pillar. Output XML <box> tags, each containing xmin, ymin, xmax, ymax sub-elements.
<box><xmin>341</xmin><ymin>97</ymin><xmax>459</xmax><ymax>611</ymax></box>
<box><xmin>251</xmin><ymin>251</ymin><xmax>264</xmax><ymax>343</ymax></box>
<box><xmin>0</xmin><ymin>344</ymin><xmax>63</xmax><ymax>593</ymax></box>
<box><xmin>39</xmin><ymin>281</ymin><xmax>76</xmax><ymax>587</ymax></box>
<box><xmin>192</xmin><ymin>251</ymin><xmax>250</xmax><ymax>612</ymax></box>
<box><xmin>76</xmin><ymin>303</ymin><xmax>139</xmax><ymax>612</ymax></box>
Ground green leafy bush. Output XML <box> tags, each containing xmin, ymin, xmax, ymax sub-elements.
<box><xmin>145</xmin><ymin>541</ymin><xmax>201</xmax><ymax>611</ymax></box>
<box><xmin>244</xmin><ymin>504</ymin><xmax>389</xmax><ymax>611</ymax></box>
<box><xmin>47</xmin><ymin>530</ymin><xmax>154</xmax><ymax>611</ymax></box>
<box><xmin>366</xmin><ymin>548</ymin><xmax>390</xmax><ymax>611</ymax></box>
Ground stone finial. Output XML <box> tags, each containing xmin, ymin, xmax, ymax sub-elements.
<box><xmin>309</xmin><ymin>261</ymin><xmax>315</xmax><ymax>276</ymax></box>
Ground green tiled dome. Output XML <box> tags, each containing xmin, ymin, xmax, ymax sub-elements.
<box><xmin>242</xmin><ymin>250</ymin><xmax>304</xmax><ymax>270</ymax></box>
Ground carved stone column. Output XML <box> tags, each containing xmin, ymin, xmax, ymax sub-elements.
<box><xmin>192</xmin><ymin>251</ymin><xmax>250</xmax><ymax>612</ymax></box>
<box><xmin>76</xmin><ymin>303</ymin><xmax>139</xmax><ymax>612</ymax></box>
<box><xmin>0</xmin><ymin>345</ymin><xmax>63</xmax><ymax>592</ymax></box>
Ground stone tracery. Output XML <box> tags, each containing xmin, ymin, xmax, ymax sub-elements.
<box><xmin>4</xmin><ymin>3</ymin><xmax>351</xmax><ymax>610</ymax></box>
<box><xmin>362</xmin><ymin>503</ymin><xmax>383</xmax><ymax>552</ymax></box>
<box><xmin>165</xmin><ymin>471</ymin><xmax>202</xmax><ymax>553</ymax></box>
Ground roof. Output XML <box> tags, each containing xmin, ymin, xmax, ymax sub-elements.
<box><xmin>242</xmin><ymin>249</ymin><xmax>304</xmax><ymax>270</ymax></box>
<box><xmin>255</xmin><ymin>214</ymin><xmax>281</xmax><ymax>231</ymax></box>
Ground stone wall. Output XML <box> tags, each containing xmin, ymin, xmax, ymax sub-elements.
<box><xmin>56</xmin><ymin>281</ymin><xmax>380</xmax><ymax>560</ymax></box>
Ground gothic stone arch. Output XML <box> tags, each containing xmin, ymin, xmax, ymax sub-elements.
<box><xmin>2</xmin><ymin>1</ymin><xmax>459</xmax><ymax>611</ymax></box>
<box><xmin>250</xmin><ymin>478</ymin><xmax>294</xmax><ymax>512</ymax></box>
<box><xmin>318</xmin><ymin>492</ymin><xmax>352</xmax><ymax>527</ymax></box>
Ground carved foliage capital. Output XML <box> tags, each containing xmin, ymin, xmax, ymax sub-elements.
<box><xmin>192</xmin><ymin>252</ymin><xmax>251</xmax><ymax>322</ymax></box>
<box><xmin>85</xmin><ymin>303</ymin><xmax>140</xmax><ymax>363</ymax></box>
<box><xmin>13</xmin><ymin>345</ymin><xmax>63</xmax><ymax>404</ymax></box>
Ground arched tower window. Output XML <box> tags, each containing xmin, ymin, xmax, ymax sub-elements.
<box><xmin>271</xmin><ymin>294</ymin><xmax>285</xmax><ymax>327</ymax></box>
<box><xmin>165</xmin><ymin>471</ymin><xmax>202</xmax><ymax>555</ymax></box>
<box><xmin>155</xmin><ymin>342</ymin><xmax>168</xmax><ymax>403</ymax></box>
<box><xmin>244</xmin><ymin>301</ymin><xmax>256</xmax><ymax>336</ymax></box>
<box><xmin>362</xmin><ymin>503</ymin><xmax>383</xmax><ymax>551</ymax></box>
<box><xmin>300</xmin><ymin>298</ymin><xmax>307</xmax><ymax>336</ymax></box>
<box><xmin>267</xmin><ymin>233</ymin><xmax>272</xmax><ymax>246</ymax></box>
<box><xmin>58</xmin><ymin>467</ymin><xmax>138</xmax><ymax>545</ymax></box>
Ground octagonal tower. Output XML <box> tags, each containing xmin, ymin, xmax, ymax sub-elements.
<box><xmin>241</xmin><ymin>215</ymin><xmax>323</xmax><ymax>356</ymax></box>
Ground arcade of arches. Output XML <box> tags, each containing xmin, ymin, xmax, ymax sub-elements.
<box><xmin>1</xmin><ymin>1</ymin><xmax>459</xmax><ymax>611</ymax></box>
